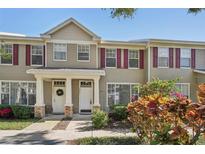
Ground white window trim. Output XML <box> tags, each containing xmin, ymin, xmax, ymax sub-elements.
<box><xmin>53</xmin><ymin>43</ymin><xmax>67</xmax><ymax>61</ymax></box>
<box><xmin>157</xmin><ymin>47</ymin><xmax>169</xmax><ymax>68</ymax></box>
<box><xmin>180</xmin><ymin>48</ymin><xmax>191</xmax><ymax>69</ymax></box>
<box><xmin>0</xmin><ymin>80</ymin><xmax>36</xmax><ymax>106</ymax></box>
<box><xmin>105</xmin><ymin>48</ymin><xmax>117</xmax><ymax>68</ymax></box>
<box><xmin>175</xmin><ymin>83</ymin><xmax>190</xmax><ymax>98</ymax></box>
<box><xmin>31</xmin><ymin>45</ymin><xmax>44</xmax><ymax>66</ymax></box>
<box><xmin>128</xmin><ymin>49</ymin><xmax>140</xmax><ymax>69</ymax></box>
<box><xmin>77</xmin><ymin>44</ymin><xmax>90</xmax><ymax>62</ymax></box>
<box><xmin>106</xmin><ymin>82</ymin><xmax>140</xmax><ymax>107</ymax></box>
<box><xmin>0</xmin><ymin>43</ymin><xmax>13</xmax><ymax>66</ymax></box>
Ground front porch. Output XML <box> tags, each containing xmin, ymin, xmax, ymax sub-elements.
<box><xmin>27</xmin><ymin>68</ymin><xmax>105</xmax><ymax>118</ymax></box>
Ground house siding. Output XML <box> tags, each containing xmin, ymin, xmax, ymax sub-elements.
<box><xmin>0</xmin><ymin>44</ymin><xmax>38</xmax><ymax>81</ymax></box>
<box><xmin>50</xmin><ymin>22</ymin><xmax>93</xmax><ymax>41</ymax></box>
<box><xmin>47</xmin><ymin>43</ymin><xmax>97</xmax><ymax>68</ymax></box>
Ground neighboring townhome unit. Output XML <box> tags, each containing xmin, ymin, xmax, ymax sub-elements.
<box><xmin>1</xmin><ymin>18</ymin><xmax>205</xmax><ymax>118</ymax></box>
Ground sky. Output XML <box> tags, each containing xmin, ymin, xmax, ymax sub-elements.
<box><xmin>0</xmin><ymin>8</ymin><xmax>205</xmax><ymax>41</ymax></box>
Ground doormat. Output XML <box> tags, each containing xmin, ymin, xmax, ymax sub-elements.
<box><xmin>52</xmin><ymin>119</ymin><xmax>71</xmax><ymax>130</ymax></box>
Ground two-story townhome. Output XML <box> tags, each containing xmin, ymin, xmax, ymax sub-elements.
<box><xmin>1</xmin><ymin>17</ymin><xmax>205</xmax><ymax>118</ymax></box>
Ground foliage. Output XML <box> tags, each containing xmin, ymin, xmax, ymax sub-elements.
<box><xmin>11</xmin><ymin>105</ymin><xmax>33</xmax><ymax>119</ymax></box>
<box><xmin>92</xmin><ymin>110</ymin><xmax>108</xmax><ymax>129</ymax></box>
<box><xmin>0</xmin><ymin>104</ymin><xmax>11</xmax><ymax>110</ymax></box>
<box><xmin>0</xmin><ymin>118</ymin><xmax>39</xmax><ymax>130</ymax></box>
<box><xmin>77</xmin><ymin>136</ymin><xmax>141</xmax><ymax>145</ymax></box>
<box><xmin>0</xmin><ymin>107</ymin><xmax>13</xmax><ymax>118</ymax></box>
<box><xmin>0</xmin><ymin>44</ymin><xmax>12</xmax><ymax>60</ymax></box>
<box><xmin>188</xmin><ymin>8</ymin><xmax>205</xmax><ymax>14</ymax></box>
<box><xmin>109</xmin><ymin>105</ymin><xmax>128</xmax><ymax>121</ymax></box>
<box><xmin>108</xmin><ymin>8</ymin><xmax>137</xmax><ymax>19</ymax></box>
<box><xmin>105</xmin><ymin>8</ymin><xmax>204</xmax><ymax>19</ymax></box>
<box><xmin>139</xmin><ymin>78</ymin><xmax>178</xmax><ymax>97</ymax></box>
<box><xmin>127</xmin><ymin>81</ymin><xmax>205</xmax><ymax>145</ymax></box>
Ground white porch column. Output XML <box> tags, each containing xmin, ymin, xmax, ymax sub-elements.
<box><xmin>34</xmin><ymin>76</ymin><xmax>45</xmax><ymax>118</ymax></box>
<box><xmin>93</xmin><ymin>77</ymin><xmax>100</xmax><ymax>111</ymax></box>
<box><xmin>36</xmin><ymin>76</ymin><xmax>44</xmax><ymax>106</ymax></box>
<box><xmin>65</xmin><ymin>77</ymin><xmax>73</xmax><ymax>117</ymax></box>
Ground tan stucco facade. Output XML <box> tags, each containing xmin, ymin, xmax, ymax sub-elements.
<box><xmin>1</xmin><ymin>18</ymin><xmax>205</xmax><ymax>118</ymax></box>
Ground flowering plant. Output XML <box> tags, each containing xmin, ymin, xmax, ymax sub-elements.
<box><xmin>0</xmin><ymin>107</ymin><xmax>13</xmax><ymax>118</ymax></box>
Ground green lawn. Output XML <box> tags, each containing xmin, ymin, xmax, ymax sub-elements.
<box><xmin>72</xmin><ymin>137</ymin><xmax>141</xmax><ymax>145</ymax></box>
<box><xmin>0</xmin><ymin>118</ymin><xmax>39</xmax><ymax>130</ymax></box>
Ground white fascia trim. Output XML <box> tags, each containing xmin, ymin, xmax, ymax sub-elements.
<box><xmin>193</xmin><ymin>70</ymin><xmax>205</xmax><ymax>74</ymax></box>
<box><xmin>27</xmin><ymin>68</ymin><xmax>105</xmax><ymax>76</ymax></box>
<box><xmin>100</xmin><ymin>40</ymin><xmax>146</xmax><ymax>46</ymax></box>
<box><xmin>47</xmin><ymin>39</ymin><xmax>97</xmax><ymax>45</ymax></box>
<box><xmin>42</xmin><ymin>18</ymin><xmax>101</xmax><ymax>39</ymax></box>
<box><xmin>0</xmin><ymin>35</ymin><xmax>42</xmax><ymax>41</ymax></box>
<box><xmin>98</xmin><ymin>45</ymin><xmax>146</xmax><ymax>50</ymax></box>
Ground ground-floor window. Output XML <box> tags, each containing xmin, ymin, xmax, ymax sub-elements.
<box><xmin>0</xmin><ymin>81</ymin><xmax>36</xmax><ymax>106</ymax></box>
<box><xmin>107</xmin><ymin>83</ymin><xmax>139</xmax><ymax>106</ymax></box>
<box><xmin>175</xmin><ymin>83</ymin><xmax>190</xmax><ymax>98</ymax></box>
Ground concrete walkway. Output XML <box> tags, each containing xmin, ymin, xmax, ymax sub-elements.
<box><xmin>0</xmin><ymin>114</ymin><xmax>135</xmax><ymax>144</ymax></box>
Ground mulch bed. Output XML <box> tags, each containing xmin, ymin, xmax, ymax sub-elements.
<box><xmin>107</xmin><ymin>120</ymin><xmax>132</xmax><ymax>129</ymax></box>
<box><xmin>52</xmin><ymin>119</ymin><xmax>71</xmax><ymax>130</ymax></box>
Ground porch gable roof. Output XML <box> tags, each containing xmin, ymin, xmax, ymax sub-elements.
<box><xmin>27</xmin><ymin>67</ymin><xmax>105</xmax><ymax>77</ymax></box>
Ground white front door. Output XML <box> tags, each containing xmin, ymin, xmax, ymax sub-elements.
<box><xmin>79</xmin><ymin>80</ymin><xmax>93</xmax><ymax>113</ymax></box>
<box><xmin>52</xmin><ymin>80</ymin><xmax>66</xmax><ymax>113</ymax></box>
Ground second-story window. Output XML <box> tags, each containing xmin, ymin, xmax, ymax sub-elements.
<box><xmin>128</xmin><ymin>50</ymin><xmax>139</xmax><ymax>68</ymax></box>
<box><xmin>53</xmin><ymin>43</ymin><xmax>67</xmax><ymax>61</ymax></box>
<box><xmin>31</xmin><ymin>45</ymin><xmax>43</xmax><ymax>66</ymax></box>
<box><xmin>106</xmin><ymin>49</ymin><xmax>116</xmax><ymax>68</ymax></box>
<box><xmin>180</xmin><ymin>48</ymin><xmax>191</xmax><ymax>68</ymax></box>
<box><xmin>158</xmin><ymin>47</ymin><xmax>169</xmax><ymax>67</ymax></box>
<box><xmin>0</xmin><ymin>44</ymin><xmax>13</xmax><ymax>65</ymax></box>
<box><xmin>77</xmin><ymin>44</ymin><xmax>90</xmax><ymax>61</ymax></box>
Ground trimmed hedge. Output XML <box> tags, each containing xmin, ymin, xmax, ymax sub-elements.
<box><xmin>0</xmin><ymin>104</ymin><xmax>34</xmax><ymax>119</ymax></box>
<box><xmin>11</xmin><ymin>105</ymin><xmax>33</xmax><ymax>119</ymax></box>
<box><xmin>77</xmin><ymin>137</ymin><xmax>141</xmax><ymax>145</ymax></box>
<box><xmin>109</xmin><ymin>105</ymin><xmax>128</xmax><ymax>121</ymax></box>
<box><xmin>0</xmin><ymin>104</ymin><xmax>10</xmax><ymax>110</ymax></box>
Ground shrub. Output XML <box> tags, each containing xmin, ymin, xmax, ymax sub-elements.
<box><xmin>0</xmin><ymin>104</ymin><xmax>10</xmax><ymax>110</ymax></box>
<box><xmin>128</xmin><ymin>81</ymin><xmax>205</xmax><ymax>145</ymax></box>
<box><xmin>0</xmin><ymin>105</ymin><xmax>13</xmax><ymax>118</ymax></box>
<box><xmin>92</xmin><ymin>110</ymin><xmax>108</xmax><ymax>129</ymax></box>
<box><xmin>77</xmin><ymin>137</ymin><xmax>141</xmax><ymax>145</ymax></box>
<box><xmin>109</xmin><ymin>105</ymin><xmax>127</xmax><ymax>121</ymax></box>
<box><xmin>11</xmin><ymin>105</ymin><xmax>33</xmax><ymax>119</ymax></box>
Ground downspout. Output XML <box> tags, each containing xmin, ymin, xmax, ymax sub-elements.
<box><xmin>146</xmin><ymin>42</ymin><xmax>151</xmax><ymax>82</ymax></box>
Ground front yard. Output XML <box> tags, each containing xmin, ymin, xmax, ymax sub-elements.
<box><xmin>0</xmin><ymin>118</ymin><xmax>39</xmax><ymax>130</ymax></box>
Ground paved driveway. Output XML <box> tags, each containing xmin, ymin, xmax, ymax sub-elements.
<box><xmin>0</xmin><ymin>114</ymin><xmax>135</xmax><ymax>145</ymax></box>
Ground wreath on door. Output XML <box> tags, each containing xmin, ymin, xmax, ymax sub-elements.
<box><xmin>56</xmin><ymin>89</ymin><xmax>64</xmax><ymax>96</ymax></box>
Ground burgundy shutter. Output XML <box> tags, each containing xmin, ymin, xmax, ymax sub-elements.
<box><xmin>175</xmin><ymin>48</ymin><xmax>180</xmax><ymax>68</ymax></box>
<box><xmin>43</xmin><ymin>45</ymin><xmax>45</xmax><ymax>66</ymax></box>
<box><xmin>100</xmin><ymin>48</ymin><xmax>105</xmax><ymax>68</ymax></box>
<box><xmin>117</xmin><ymin>48</ymin><xmax>121</xmax><ymax>68</ymax></box>
<box><xmin>124</xmin><ymin>49</ymin><xmax>128</xmax><ymax>69</ymax></box>
<box><xmin>153</xmin><ymin>47</ymin><xmax>158</xmax><ymax>68</ymax></box>
<box><xmin>169</xmin><ymin>48</ymin><xmax>174</xmax><ymax>68</ymax></box>
<box><xmin>191</xmin><ymin>49</ymin><xmax>196</xmax><ymax>69</ymax></box>
<box><xmin>139</xmin><ymin>50</ymin><xmax>144</xmax><ymax>69</ymax></box>
<box><xmin>26</xmin><ymin>45</ymin><xmax>31</xmax><ymax>66</ymax></box>
<box><xmin>13</xmin><ymin>44</ymin><xmax>19</xmax><ymax>65</ymax></box>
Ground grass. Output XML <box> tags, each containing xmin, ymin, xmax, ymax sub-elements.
<box><xmin>0</xmin><ymin>118</ymin><xmax>39</xmax><ymax>130</ymax></box>
<box><xmin>72</xmin><ymin>136</ymin><xmax>141</xmax><ymax>145</ymax></box>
